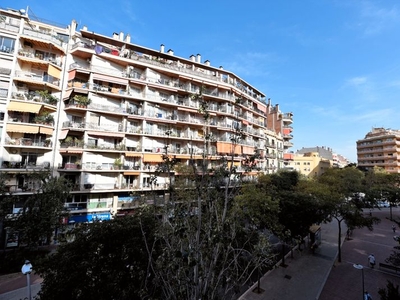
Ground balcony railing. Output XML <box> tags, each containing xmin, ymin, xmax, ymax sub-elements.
<box><xmin>14</xmin><ymin>71</ymin><xmax>60</xmax><ymax>87</ymax></box>
<box><xmin>22</xmin><ymin>28</ymin><xmax>64</xmax><ymax>48</ymax></box>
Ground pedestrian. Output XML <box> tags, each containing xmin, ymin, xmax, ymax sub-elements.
<box><xmin>392</xmin><ymin>224</ymin><xmax>396</xmax><ymax>233</ymax></box>
<box><xmin>368</xmin><ymin>254</ymin><xmax>376</xmax><ymax>268</ymax></box>
<box><xmin>364</xmin><ymin>291</ymin><xmax>372</xmax><ymax>300</ymax></box>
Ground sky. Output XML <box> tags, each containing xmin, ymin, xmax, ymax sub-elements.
<box><xmin>4</xmin><ymin>0</ymin><xmax>400</xmax><ymax>162</ymax></box>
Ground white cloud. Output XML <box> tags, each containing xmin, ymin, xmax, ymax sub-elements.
<box><xmin>345</xmin><ymin>76</ymin><xmax>367</xmax><ymax>86</ymax></box>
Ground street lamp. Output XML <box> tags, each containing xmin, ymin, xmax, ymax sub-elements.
<box><xmin>21</xmin><ymin>260</ymin><xmax>33</xmax><ymax>300</ymax></box>
<box><xmin>353</xmin><ymin>264</ymin><xmax>364</xmax><ymax>300</ymax></box>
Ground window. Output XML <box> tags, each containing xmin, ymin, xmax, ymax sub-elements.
<box><xmin>0</xmin><ymin>35</ymin><xmax>15</xmax><ymax>53</ymax></box>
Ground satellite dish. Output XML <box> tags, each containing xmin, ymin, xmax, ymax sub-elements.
<box><xmin>19</xmin><ymin>9</ymin><xmax>26</xmax><ymax>14</ymax></box>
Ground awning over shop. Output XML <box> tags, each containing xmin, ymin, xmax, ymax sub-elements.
<box><xmin>87</xmin><ymin>131</ymin><xmax>125</xmax><ymax>138</ymax></box>
<box><xmin>93</xmin><ymin>73</ymin><xmax>128</xmax><ymax>86</ymax></box>
<box><xmin>143</xmin><ymin>153</ymin><xmax>164</xmax><ymax>163</ymax></box>
<box><xmin>125</xmin><ymin>152</ymin><xmax>142</xmax><ymax>157</ymax></box>
<box><xmin>48</xmin><ymin>64</ymin><xmax>61</xmax><ymax>79</ymax></box>
<box><xmin>69</xmin><ymin>212</ymin><xmax>111</xmax><ymax>223</ymax></box>
<box><xmin>40</xmin><ymin>127</ymin><xmax>54</xmax><ymax>135</ymax></box>
<box><xmin>58</xmin><ymin>129</ymin><xmax>69</xmax><ymax>140</ymax></box>
<box><xmin>8</xmin><ymin>101</ymin><xmax>42</xmax><ymax>113</ymax></box>
<box><xmin>7</xmin><ymin>124</ymin><xmax>39</xmax><ymax>134</ymax></box>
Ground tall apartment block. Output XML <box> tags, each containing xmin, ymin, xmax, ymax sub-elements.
<box><xmin>357</xmin><ymin>127</ymin><xmax>400</xmax><ymax>173</ymax></box>
<box><xmin>0</xmin><ymin>7</ymin><xmax>293</xmax><ymax>222</ymax></box>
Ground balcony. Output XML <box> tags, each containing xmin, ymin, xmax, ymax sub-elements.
<box><xmin>22</xmin><ymin>28</ymin><xmax>65</xmax><ymax>50</ymax></box>
<box><xmin>14</xmin><ymin>71</ymin><xmax>60</xmax><ymax>89</ymax></box>
<box><xmin>5</xmin><ymin>137</ymin><xmax>51</xmax><ymax>148</ymax></box>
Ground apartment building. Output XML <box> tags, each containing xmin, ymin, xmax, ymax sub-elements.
<box><xmin>0</xmin><ymin>7</ymin><xmax>293</xmax><ymax>223</ymax></box>
<box><xmin>283</xmin><ymin>151</ymin><xmax>331</xmax><ymax>177</ymax></box>
<box><xmin>357</xmin><ymin>127</ymin><xmax>400</xmax><ymax>173</ymax></box>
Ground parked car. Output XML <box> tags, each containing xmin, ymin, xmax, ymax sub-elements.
<box><xmin>377</xmin><ymin>200</ymin><xmax>390</xmax><ymax>208</ymax></box>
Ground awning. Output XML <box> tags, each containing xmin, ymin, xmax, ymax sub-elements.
<box><xmin>174</xmin><ymin>154</ymin><xmax>190</xmax><ymax>159</ymax></box>
<box><xmin>21</xmin><ymin>35</ymin><xmax>65</xmax><ymax>53</ymax></box>
<box><xmin>48</xmin><ymin>64</ymin><xmax>61</xmax><ymax>79</ymax></box>
<box><xmin>58</xmin><ymin>129</ymin><xmax>69</xmax><ymax>140</ymax></box>
<box><xmin>242</xmin><ymin>146</ymin><xmax>255</xmax><ymax>155</ymax></box>
<box><xmin>62</xmin><ymin>89</ymin><xmax>72</xmax><ymax>100</ymax></box>
<box><xmin>123</xmin><ymin>171</ymin><xmax>140</xmax><ymax>175</ymax></box>
<box><xmin>66</xmin><ymin>149</ymin><xmax>83</xmax><ymax>154</ymax></box>
<box><xmin>8</xmin><ymin>101</ymin><xmax>42</xmax><ymax>113</ymax></box>
<box><xmin>40</xmin><ymin>127</ymin><xmax>54</xmax><ymax>135</ymax></box>
<box><xmin>216</xmin><ymin>142</ymin><xmax>241</xmax><ymax>154</ymax></box>
<box><xmin>87</xmin><ymin>131</ymin><xmax>125</xmax><ymax>138</ymax></box>
<box><xmin>7</xmin><ymin>124</ymin><xmax>39</xmax><ymax>134</ymax></box>
<box><xmin>68</xmin><ymin>70</ymin><xmax>76</xmax><ymax>81</ymax></box>
<box><xmin>257</xmin><ymin>103</ymin><xmax>267</xmax><ymax>113</ymax></box>
<box><xmin>143</xmin><ymin>153</ymin><xmax>164</xmax><ymax>163</ymax></box>
<box><xmin>93</xmin><ymin>73</ymin><xmax>128</xmax><ymax>86</ymax></box>
<box><xmin>125</xmin><ymin>152</ymin><xmax>142</xmax><ymax>157</ymax></box>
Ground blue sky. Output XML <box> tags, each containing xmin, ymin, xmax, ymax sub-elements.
<box><xmin>4</xmin><ymin>0</ymin><xmax>400</xmax><ymax>162</ymax></box>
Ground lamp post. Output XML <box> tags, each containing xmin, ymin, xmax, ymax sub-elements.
<box><xmin>353</xmin><ymin>264</ymin><xmax>364</xmax><ymax>300</ymax></box>
<box><xmin>21</xmin><ymin>260</ymin><xmax>33</xmax><ymax>300</ymax></box>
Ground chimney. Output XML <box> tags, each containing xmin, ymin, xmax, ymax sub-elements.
<box><xmin>112</xmin><ymin>32</ymin><xmax>119</xmax><ymax>39</ymax></box>
<box><xmin>125</xmin><ymin>34</ymin><xmax>131</xmax><ymax>43</ymax></box>
<box><xmin>204</xmin><ymin>60</ymin><xmax>210</xmax><ymax>66</ymax></box>
<box><xmin>119</xmin><ymin>31</ymin><xmax>124</xmax><ymax>41</ymax></box>
<box><xmin>190</xmin><ymin>55</ymin><xmax>196</xmax><ymax>62</ymax></box>
<box><xmin>160</xmin><ymin>44</ymin><xmax>165</xmax><ymax>53</ymax></box>
<box><xmin>82</xmin><ymin>25</ymin><xmax>88</xmax><ymax>31</ymax></box>
<box><xmin>219</xmin><ymin>66</ymin><xmax>223</xmax><ymax>70</ymax></box>
<box><xmin>167</xmin><ymin>49</ymin><xmax>174</xmax><ymax>55</ymax></box>
<box><xmin>197</xmin><ymin>53</ymin><xmax>201</xmax><ymax>63</ymax></box>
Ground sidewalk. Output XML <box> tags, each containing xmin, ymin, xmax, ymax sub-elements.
<box><xmin>240</xmin><ymin>219</ymin><xmax>339</xmax><ymax>300</ymax></box>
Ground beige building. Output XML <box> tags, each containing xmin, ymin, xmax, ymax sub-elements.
<box><xmin>357</xmin><ymin>127</ymin><xmax>400</xmax><ymax>173</ymax></box>
<box><xmin>284</xmin><ymin>152</ymin><xmax>331</xmax><ymax>177</ymax></box>
<box><xmin>0</xmin><ymin>7</ymin><xmax>293</xmax><ymax>224</ymax></box>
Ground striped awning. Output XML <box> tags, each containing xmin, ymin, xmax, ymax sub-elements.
<box><xmin>8</xmin><ymin>101</ymin><xmax>42</xmax><ymax>113</ymax></box>
<box><xmin>7</xmin><ymin>124</ymin><xmax>39</xmax><ymax>134</ymax></box>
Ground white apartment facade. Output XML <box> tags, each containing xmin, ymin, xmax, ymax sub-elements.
<box><xmin>0</xmin><ymin>7</ymin><xmax>293</xmax><ymax>223</ymax></box>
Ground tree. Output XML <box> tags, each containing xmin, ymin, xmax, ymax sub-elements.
<box><xmin>9</xmin><ymin>172</ymin><xmax>71</xmax><ymax>247</ymax></box>
<box><xmin>143</xmin><ymin>90</ymin><xmax>276</xmax><ymax>300</ymax></box>
<box><xmin>315</xmin><ymin>167</ymin><xmax>379</xmax><ymax>262</ymax></box>
<box><xmin>378</xmin><ymin>280</ymin><xmax>400</xmax><ymax>300</ymax></box>
<box><xmin>36</xmin><ymin>209</ymin><xmax>158</xmax><ymax>300</ymax></box>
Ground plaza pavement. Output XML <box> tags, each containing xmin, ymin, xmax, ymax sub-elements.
<box><xmin>1</xmin><ymin>208</ymin><xmax>399</xmax><ymax>300</ymax></box>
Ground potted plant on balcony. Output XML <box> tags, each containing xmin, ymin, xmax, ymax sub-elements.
<box><xmin>73</xmin><ymin>95</ymin><xmax>91</xmax><ymax>108</ymax></box>
<box><xmin>37</xmin><ymin>90</ymin><xmax>58</xmax><ymax>105</ymax></box>
<box><xmin>34</xmin><ymin>111</ymin><xmax>54</xmax><ymax>125</ymax></box>
<box><xmin>114</xmin><ymin>158</ymin><xmax>123</xmax><ymax>170</ymax></box>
